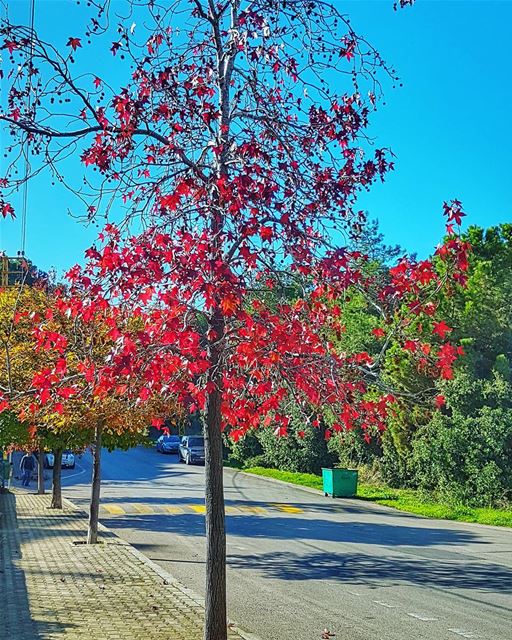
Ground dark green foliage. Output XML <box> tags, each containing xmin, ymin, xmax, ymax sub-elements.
<box><xmin>256</xmin><ymin>422</ymin><xmax>335</xmax><ymax>474</ymax></box>
<box><xmin>411</xmin><ymin>371</ymin><xmax>512</xmax><ymax>507</ymax></box>
<box><xmin>412</xmin><ymin>405</ymin><xmax>512</xmax><ymax>507</ymax></box>
<box><xmin>445</xmin><ymin>224</ymin><xmax>512</xmax><ymax>379</ymax></box>
<box><xmin>0</xmin><ymin>412</ymin><xmax>30</xmax><ymax>449</ymax></box>
<box><xmin>328</xmin><ymin>426</ymin><xmax>382</xmax><ymax>468</ymax></box>
<box><xmin>241</xmin><ymin>454</ymin><xmax>269</xmax><ymax>469</ymax></box>
<box><xmin>227</xmin><ymin>430</ymin><xmax>264</xmax><ymax>466</ymax></box>
<box><xmin>226</xmin><ymin>419</ymin><xmax>334</xmax><ymax>475</ymax></box>
<box><xmin>380</xmin><ymin>224</ymin><xmax>512</xmax><ymax>506</ymax></box>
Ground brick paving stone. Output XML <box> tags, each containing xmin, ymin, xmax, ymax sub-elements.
<box><xmin>0</xmin><ymin>491</ymin><xmax>248</xmax><ymax>640</ymax></box>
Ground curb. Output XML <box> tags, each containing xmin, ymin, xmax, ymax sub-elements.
<box><xmin>224</xmin><ymin>467</ymin><xmax>411</xmax><ymax>517</ymax></box>
<box><xmin>224</xmin><ymin>468</ymin><xmax>511</xmax><ymax>532</ymax></box>
<box><xmin>225</xmin><ymin>466</ymin><xmax>325</xmax><ymax>498</ymax></box>
<box><xmin>62</xmin><ymin>496</ymin><xmax>261</xmax><ymax>640</ymax></box>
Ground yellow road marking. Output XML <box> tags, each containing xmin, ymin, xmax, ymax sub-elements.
<box><xmin>225</xmin><ymin>506</ymin><xmax>243</xmax><ymax>514</ymax></box>
<box><xmin>271</xmin><ymin>503</ymin><xmax>303</xmax><ymax>514</ymax></box>
<box><xmin>189</xmin><ymin>504</ymin><xmax>206</xmax><ymax>514</ymax></box>
<box><xmin>103</xmin><ymin>504</ymin><xmax>126</xmax><ymax>515</ymax></box>
<box><xmin>237</xmin><ymin>505</ymin><xmax>267</xmax><ymax>514</ymax></box>
<box><xmin>165</xmin><ymin>506</ymin><xmax>185</xmax><ymax>514</ymax></box>
<box><xmin>101</xmin><ymin>502</ymin><xmax>289</xmax><ymax>517</ymax></box>
<box><xmin>131</xmin><ymin>503</ymin><xmax>154</xmax><ymax>514</ymax></box>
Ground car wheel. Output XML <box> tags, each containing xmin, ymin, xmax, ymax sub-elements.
<box><xmin>71</xmin><ymin>463</ymin><xmax>76</xmax><ymax>469</ymax></box>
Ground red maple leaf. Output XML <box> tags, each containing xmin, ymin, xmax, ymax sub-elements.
<box><xmin>67</xmin><ymin>37</ymin><xmax>82</xmax><ymax>51</ymax></box>
<box><xmin>435</xmin><ymin>395</ymin><xmax>446</xmax><ymax>408</ymax></box>
<box><xmin>4</xmin><ymin>40</ymin><xmax>18</xmax><ymax>54</ymax></box>
<box><xmin>1</xmin><ymin>202</ymin><xmax>14</xmax><ymax>218</ymax></box>
<box><xmin>432</xmin><ymin>321</ymin><xmax>452</xmax><ymax>340</ymax></box>
<box><xmin>259</xmin><ymin>226</ymin><xmax>273</xmax><ymax>241</ymax></box>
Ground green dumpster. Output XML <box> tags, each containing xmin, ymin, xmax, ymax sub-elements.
<box><xmin>322</xmin><ymin>468</ymin><xmax>358</xmax><ymax>498</ymax></box>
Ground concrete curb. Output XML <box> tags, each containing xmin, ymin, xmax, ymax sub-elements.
<box><xmin>224</xmin><ymin>467</ymin><xmax>511</xmax><ymax>532</ymax></box>
<box><xmin>224</xmin><ymin>466</ymin><xmax>418</xmax><ymax>518</ymax></box>
<box><xmin>62</xmin><ymin>496</ymin><xmax>261</xmax><ymax>640</ymax></box>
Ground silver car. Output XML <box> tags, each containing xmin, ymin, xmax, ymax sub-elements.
<box><xmin>178</xmin><ymin>436</ymin><xmax>205</xmax><ymax>465</ymax></box>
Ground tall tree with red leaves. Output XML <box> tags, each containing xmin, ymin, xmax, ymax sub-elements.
<box><xmin>1</xmin><ymin>2</ymin><xmax>467</xmax><ymax>637</ymax></box>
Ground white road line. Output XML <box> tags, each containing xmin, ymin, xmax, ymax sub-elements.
<box><xmin>448</xmin><ymin>629</ymin><xmax>480</xmax><ymax>639</ymax></box>
<box><xmin>372</xmin><ymin>600</ymin><xmax>397</xmax><ymax>609</ymax></box>
<box><xmin>407</xmin><ymin>613</ymin><xmax>438</xmax><ymax>622</ymax></box>
<box><xmin>347</xmin><ymin>591</ymin><xmax>362</xmax><ymax>596</ymax></box>
<box><xmin>61</xmin><ymin>462</ymin><xmax>87</xmax><ymax>483</ymax></box>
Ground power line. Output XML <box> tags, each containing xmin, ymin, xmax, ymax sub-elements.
<box><xmin>20</xmin><ymin>0</ymin><xmax>36</xmax><ymax>256</ymax></box>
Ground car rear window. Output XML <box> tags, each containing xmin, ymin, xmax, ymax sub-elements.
<box><xmin>163</xmin><ymin>436</ymin><xmax>180</xmax><ymax>442</ymax></box>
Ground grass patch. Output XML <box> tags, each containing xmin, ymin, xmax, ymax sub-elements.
<box><xmin>241</xmin><ymin>466</ymin><xmax>512</xmax><ymax>528</ymax></box>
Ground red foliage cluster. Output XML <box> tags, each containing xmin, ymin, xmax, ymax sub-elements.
<box><xmin>0</xmin><ymin>0</ymin><xmax>468</xmax><ymax>446</ymax></box>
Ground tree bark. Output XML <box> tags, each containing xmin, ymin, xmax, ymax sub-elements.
<box><xmin>50</xmin><ymin>448</ymin><xmax>63</xmax><ymax>509</ymax></box>
<box><xmin>203</xmin><ymin>306</ymin><xmax>227</xmax><ymax>640</ymax></box>
<box><xmin>204</xmin><ymin>385</ymin><xmax>227</xmax><ymax>640</ymax></box>
<box><xmin>87</xmin><ymin>423</ymin><xmax>103</xmax><ymax>544</ymax></box>
<box><xmin>37</xmin><ymin>446</ymin><xmax>45</xmax><ymax>495</ymax></box>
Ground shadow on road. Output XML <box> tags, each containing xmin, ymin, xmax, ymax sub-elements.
<box><xmin>104</xmin><ymin>511</ymin><xmax>485</xmax><ymax>548</ymax></box>
<box><xmin>226</xmin><ymin>549</ymin><xmax>512</xmax><ymax>594</ymax></box>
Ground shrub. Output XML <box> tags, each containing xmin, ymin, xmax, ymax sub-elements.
<box><xmin>227</xmin><ymin>430</ymin><xmax>263</xmax><ymax>464</ymax></box>
<box><xmin>257</xmin><ymin>422</ymin><xmax>334</xmax><ymax>474</ymax></box>
<box><xmin>412</xmin><ymin>406</ymin><xmax>512</xmax><ymax>507</ymax></box>
<box><xmin>243</xmin><ymin>454</ymin><xmax>269</xmax><ymax>469</ymax></box>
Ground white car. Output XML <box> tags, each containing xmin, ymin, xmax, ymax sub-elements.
<box><xmin>45</xmin><ymin>450</ymin><xmax>76</xmax><ymax>469</ymax></box>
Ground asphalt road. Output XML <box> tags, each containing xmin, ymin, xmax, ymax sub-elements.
<box><xmin>13</xmin><ymin>446</ymin><xmax>512</xmax><ymax>640</ymax></box>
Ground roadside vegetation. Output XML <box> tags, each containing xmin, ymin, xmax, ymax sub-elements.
<box><xmin>226</xmin><ymin>225</ymin><xmax>512</xmax><ymax>526</ymax></box>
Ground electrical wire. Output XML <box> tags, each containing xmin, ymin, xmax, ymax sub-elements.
<box><xmin>20</xmin><ymin>0</ymin><xmax>36</xmax><ymax>256</ymax></box>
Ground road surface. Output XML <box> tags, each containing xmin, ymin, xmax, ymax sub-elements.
<box><xmin>12</xmin><ymin>446</ymin><xmax>512</xmax><ymax>640</ymax></box>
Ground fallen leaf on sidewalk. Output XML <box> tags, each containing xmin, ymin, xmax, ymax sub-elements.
<box><xmin>321</xmin><ymin>630</ymin><xmax>335</xmax><ymax>639</ymax></box>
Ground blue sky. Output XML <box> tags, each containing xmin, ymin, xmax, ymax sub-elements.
<box><xmin>1</xmin><ymin>0</ymin><xmax>511</xmax><ymax>275</ymax></box>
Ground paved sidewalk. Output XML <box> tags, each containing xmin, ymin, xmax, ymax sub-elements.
<box><xmin>0</xmin><ymin>491</ymin><xmax>246</xmax><ymax>639</ymax></box>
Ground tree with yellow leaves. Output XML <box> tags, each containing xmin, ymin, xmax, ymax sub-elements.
<box><xmin>0</xmin><ymin>284</ymin><xmax>179</xmax><ymax>540</ymax></box>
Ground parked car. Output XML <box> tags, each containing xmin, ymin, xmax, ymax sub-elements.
<box><xmin>156</xmin><ymin>434</ymin><xmax>181</xmax><ymax>454</ymax></box>
<box><xmin>178</xmin><ymin>436</ymin><xmax>205</xmax><ymax>465</ymax></box>
<box><xmin>45</xmin><ymin>450</ymin><xmax>75</xmax><ymax>469</ymax></box>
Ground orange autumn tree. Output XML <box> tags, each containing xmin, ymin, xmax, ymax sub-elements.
<box><xmin>0</xmin><ymin>284</ymin><xmax>176</xmax><ymax>538</ymax></box>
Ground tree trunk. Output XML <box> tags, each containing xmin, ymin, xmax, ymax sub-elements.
<box><xmin>203</xmin><ymin>308</ymin><xmax>227</xmax><ymax>640</ymax></box>
<box><xmin>87</xmin><ymin>423</ymin><xmax>103</xmax><ymax>544</ymax></box>
<box><xmin>37</xmin><ymin>447</ymin><xmax>45</xmax><ymax>495</ymax></box>
<box><xmin>50</xmin><ymin>448</ymin><xmax>63</xmax><ymax>509</ymax></box>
